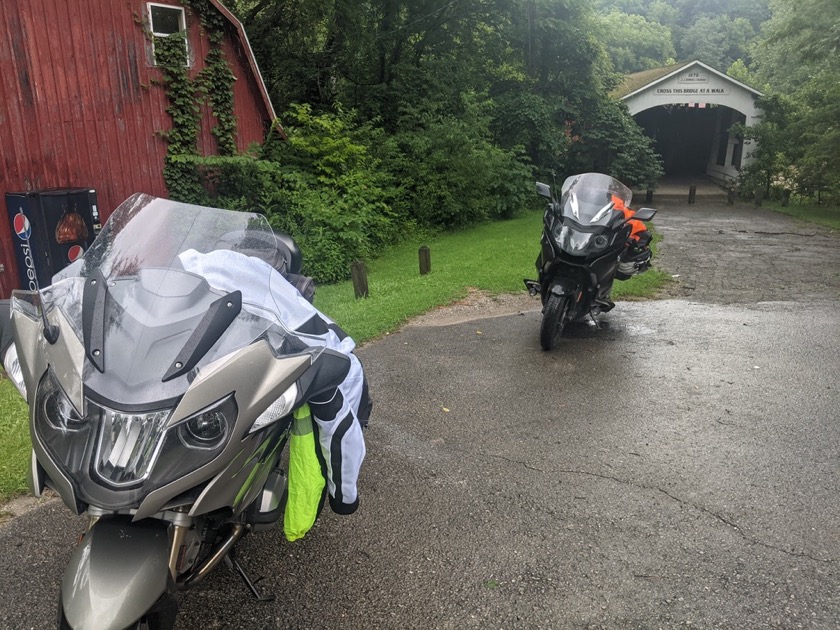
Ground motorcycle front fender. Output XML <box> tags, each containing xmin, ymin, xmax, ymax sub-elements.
<box><xmin>61</xmin><ymin>517</ymin><xmax>173</xmax><ymax>630</ymax></box>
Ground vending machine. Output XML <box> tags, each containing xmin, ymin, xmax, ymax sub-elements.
<box><xmin>5</xmin><ymin>188</ymin><xmax>101</xmax><ymax>290</ymax></box>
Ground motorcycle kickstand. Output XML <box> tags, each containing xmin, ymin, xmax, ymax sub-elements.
<box><xmin>588</xmin><ymin>311</ymin><xmax>602</xmax><ymax>329</ymax></box>
<box><xmin>224</xmin><ymin>550</ymin><xmax>275</xmax><ymax>602</ymax></box>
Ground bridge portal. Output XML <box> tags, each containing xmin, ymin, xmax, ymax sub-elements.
<box><xmin>615</xmin><ymin>61</ymin><xmax>762</xmax><ymax>186</ymax></box>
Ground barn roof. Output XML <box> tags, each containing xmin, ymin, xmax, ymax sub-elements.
<box><xmin>209</xmin><ymin>0</ymin><xmax>284</xmax><ymax>135</ymax></box>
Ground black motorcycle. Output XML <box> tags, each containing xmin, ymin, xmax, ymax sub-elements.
<box><xmin>524</xmin><ymin>173</ymin><xmax>656</xmax><ymax>351</ymax></box>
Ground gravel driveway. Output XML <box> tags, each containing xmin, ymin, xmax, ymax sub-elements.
<box><xmin>654</xmin><ymin>197</ymin><xmax>840</xmax><ymax>303</ymax></box>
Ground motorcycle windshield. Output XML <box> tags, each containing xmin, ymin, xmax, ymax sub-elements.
<box><xmin>16</xmin><ymin>193</ymin><xmax>305</xmax><ymax>407</ymax></box>
<box><xmin>558</xmin><ymin>173</ymin><xmax>633</xmax><ymax>227</ymax></box>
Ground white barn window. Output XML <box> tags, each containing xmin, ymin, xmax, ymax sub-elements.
<box><xmin>148</xmin><ymin>3</ymin><xmax>189</xmax><ymax>66</ymax></box>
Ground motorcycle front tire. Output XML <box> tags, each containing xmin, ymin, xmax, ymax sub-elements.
<box><xmin>539</xmin><ymin>293</ymin><xmax>570</xmax><ymax>351</ymax></box>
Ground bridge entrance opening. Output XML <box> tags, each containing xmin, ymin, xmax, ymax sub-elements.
<box><xmin>634</xmin><ymin>104</ymin><xmax>747</xmax><ymax>179</ymax></box>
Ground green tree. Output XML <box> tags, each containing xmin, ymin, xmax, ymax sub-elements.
<box><xmin>746</xmin><ymin>0</ymin><xmax>840</xmax><ymax>200</ymax></box>
<box><xmin>679</xmin><ymin>15</ymin><xmax>755</xmax><ymax>69</ymax></box>
<box><xmin>646</xmin><ymin>0</ymin><xmax>679</xmax><ymax>26</ymax></box>
<box><xmin>595</xmin><ymin>11</ymin><xmax>676</xmax><ymax>73</ymax></box>
<box><xmin>735</xmin><ymin>94</ymin><xmax>793</xmax><ymax>199</ymax></box>
<box><xmin>565</xmin><ymin>98</ymin><xmax>664</xmax><ymax>190</ymax></box>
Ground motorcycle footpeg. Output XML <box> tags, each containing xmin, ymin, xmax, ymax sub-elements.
<box><xmin>595</xmin><ymin>298</ymin><xmax>615</xmax><ymax>312</ymax></box>
<box><xmin>523</xmin><ymin>279</ymin><xmax>541</xmax><ymax>296</ymax></box>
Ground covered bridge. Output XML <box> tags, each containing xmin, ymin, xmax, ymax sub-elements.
<box><xmin>614</xmin><ymin>60</ymin><xmax>763</xmax><ymax>186</ymax></box>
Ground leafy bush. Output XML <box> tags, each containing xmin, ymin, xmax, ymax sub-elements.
<box><xmin>170</xmin><ymin>105</ymin><xmax>400</xmax><ymax>284</ymax></box>
<box><xmin>384</xmin><ymin>91</ymin><xmax>533</xmax><ymax>229</ymax></box>
<box><xmin>563</xmin><ymin>97</ymin><xmax>664</xmax><ymax>191</ymax></box>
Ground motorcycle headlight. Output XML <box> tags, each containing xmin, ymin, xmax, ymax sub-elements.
<box><xmin>249</xmin><ymin>383</ymin><xmax>298</xmax><ymax>434</ymax></box>
<box><xmin>92</xmin><ymin>403</ymin><xmax>171</xmax><ymax>487</ymax></box>
<box><xmin>42</xmin><ymin>381</ymin><xmax>85</xmax><ymax>432</ymax></box>
<box><xmin>37</xmin><ymin>369</ymin><xmax>85</xmax><ymax>432</ymax></box>
<box><xmin>92</xmin><ymin>396</ymin><xmax>238</xmax><ymax>487</ymax></box>
<box><xmin>34</xmin><ymin>379</ymin><xmax>239</xmax><ymax>507</ymax></box>
<box><xmin>179</xmin><ymin>407</ymin><xmax>229</xmax><ymax>449</ymax></box>
<box><xmin>147</xmin><ymin>395</ymin><xmax>238</xmax><ymax>487</ymax></box>
<box><xmin>34</xmin><ymin>370</ymin><xmax>93</xmax><ymax>480</ymax></box>
<box><xmin>554</xmin><ymin>225</ymin><xmax>596</xmax><ymax>255</ymax></box>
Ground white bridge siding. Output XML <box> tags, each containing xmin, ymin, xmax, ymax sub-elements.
<box><xmin>620</xmin><ymin>61</ymin><xmax>763</xmax><ymax>185</ymax></box>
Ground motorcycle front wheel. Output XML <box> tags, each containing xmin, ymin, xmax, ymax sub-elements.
<box><xmin>539</xmin><ymin>293</ymin><xmax>571</xmax><ymax>351</ymax></box>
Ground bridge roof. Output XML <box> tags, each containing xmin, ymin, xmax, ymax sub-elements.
<box><xmin>612</xmin><ymin>60</ymin><xmax>762</xmax><ymax>100</ymax></box>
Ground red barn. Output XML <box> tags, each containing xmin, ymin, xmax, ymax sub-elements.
<box><xmin>0</xmin><ymin>0</ymin><xmax>278</xmax><ymax>297</ymax></box>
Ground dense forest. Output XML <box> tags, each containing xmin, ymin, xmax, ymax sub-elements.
<box><xmin>168</xmin><ymin>0</ymin><xmax>838</xmax><ymax>282</ymax></box>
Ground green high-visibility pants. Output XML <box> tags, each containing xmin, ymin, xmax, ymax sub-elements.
<box><xmin>284</xmin><ymin>404</ymin><xmax>325</xmax><ymax>542</ymax></box>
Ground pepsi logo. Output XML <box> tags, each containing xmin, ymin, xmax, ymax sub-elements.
<box><xmin>68</xmin><ymin>245</ymin><xmax>84</xmax><ymax>262</ymax></box>
<box><xmin>13</xmin><ymin>212</ymin><xmax>31</xmax><ymax>240</ymax></box>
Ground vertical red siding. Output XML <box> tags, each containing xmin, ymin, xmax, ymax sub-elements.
<box><xmin>0</xmin><ymin>0</ymin><xmax>274</xmax><ymax>297</ymax></box>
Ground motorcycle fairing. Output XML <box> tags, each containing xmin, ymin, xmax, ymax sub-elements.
<box><xmin>12</xmin><ymin>291</ymin><xmax>350</xmax><ymax>518</ymax></box>
<box><xmin>131</xmin><ymin>343</ymin><xmax>312</xmax><ymax>519</ymax></box>
<box><xmin>540</xmin><ymin>173</ymin><xmax>636</xmax><ymax>259</ymax></box>
<box><xmin>547</xmin><ymin>277</ymin><xmax>579</xmax><ymax>298</ymax></box>
<box><xmin>8</xmin><ymin>194</ymin><xmax>349</xmax><ymax>518</ymax></box>
<box><xmin>12</xmin><ymin>297</ymin><xmax>86</xmax><ymax>512</ymax></box>
<box><xmin>541</xmin><ymin>215</ymin><xmax>631</xmax><ymax>264</ymax></box>
<box><xmin>132</xmin><ymin>346</ymin><xmax>352</xmax><ymax>521</ymax></box>
<box><xmin>539</xmin><ymin>241</ymin><xmax>628</xmax><ymax>319</ymax></box>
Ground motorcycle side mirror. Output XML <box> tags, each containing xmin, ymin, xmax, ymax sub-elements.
<box><xmin>634</xmin><ymin>207</ymin><xmax>657</xmax><ymax>221</ymax></box>
<box><xmin>535</xmin><ymin>182</ymin><xmax>552</xmax><ymax>199</ymax></box>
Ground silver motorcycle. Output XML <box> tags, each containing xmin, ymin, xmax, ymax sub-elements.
<box><xmin>1</xmin><ymin>194</ymin><xmax>352</xmax><ymax>629</ymax></box>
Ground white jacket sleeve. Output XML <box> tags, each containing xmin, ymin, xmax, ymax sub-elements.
<box><xmin>179</xmin><ymin>249</ymin><xmax>368</xmax><ymax>513</ymax></box>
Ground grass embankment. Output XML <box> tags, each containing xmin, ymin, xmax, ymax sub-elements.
<box><xmin>765</xmin><ymin>200</ymin><xmax>840</xmax><ymax>231</ymax></box>
<box><xmin>0</xmin><ymin>210</ymin><xmax>671</xmax><ymax>503</ymax></box>
<box><xmin>0</xmin><ymin>377</ymin><xmax>30</xmax><ymax>503</ymax></box>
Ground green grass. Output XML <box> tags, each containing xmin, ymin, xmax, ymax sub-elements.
<box><xmin>315</xmin><ymin>210</ymin><xmax>670</xmax><ymax>342</ymax></box>
<box><xmin>0</xmin><ymin>376</ymin><xmax>31</xmax><ymax>503</ymax></box>
<box><xmin>765</xmin><ymin>200</ymin><xmax>840</xmax><ymax>231</ymax></box>
<box><xmin>0</xmin><ymin>211</ymin><xmax>671</xmax><ymax>504</ymax></box>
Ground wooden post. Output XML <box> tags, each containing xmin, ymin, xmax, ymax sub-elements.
<box><xmin>351</xmin><ymin>260</ymin><xmax>369</xmax><ymax>299</ymax></box>
<box><xmin>781</xmin><ymin>189</ymin><xmax>791</xmax><ymax>207</ymax></box>
<box><xmin>688</xmin><ymin>185</ymin><xmax>696</xmax><ymax>204</ymax></box>
<box><xmin>645</xmin><ymin>189</ymin><xmax>653</xmax><ymax>204</ymax></box>
<box><xmin>727</xmin><ymin>185</ymin><xmax>736</xmax><ymax>205</ymax></box>
<box><xmin>418</xmin><ymin>245</ymin><xmax>431</xmax><ymax>275</ymax></box>
<box><xmin>753</xmin><ymin>191</ymin><xmax>763</xmax><ymax>207</ymax></box>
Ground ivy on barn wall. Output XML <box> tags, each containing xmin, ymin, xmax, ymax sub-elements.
<box><xmin>142</xmin><ymin>0</ymin><xmax>237</xmax><ymax>201</ymax></box>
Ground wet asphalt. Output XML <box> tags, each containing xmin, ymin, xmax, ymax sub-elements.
<box><xmin>0</xmin><ymin>198</ymin><xmax>838</xmax><ymax>629</ymax></box>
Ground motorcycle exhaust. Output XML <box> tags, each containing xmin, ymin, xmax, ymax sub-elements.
<box><xmin>180</xmin><ymin>523</ymin><xmax>247</xmax><ymax>589</ymax></box>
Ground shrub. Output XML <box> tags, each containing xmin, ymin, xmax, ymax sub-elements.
<box><xmin>170</xmin><ymin>105</ymin><xmax>400</xmax><ymax>284</ymax></box>
<box><xmin>385</xmin><ymin>92</ymin><xmax>533</xmax><ymax>229</ymax></box>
